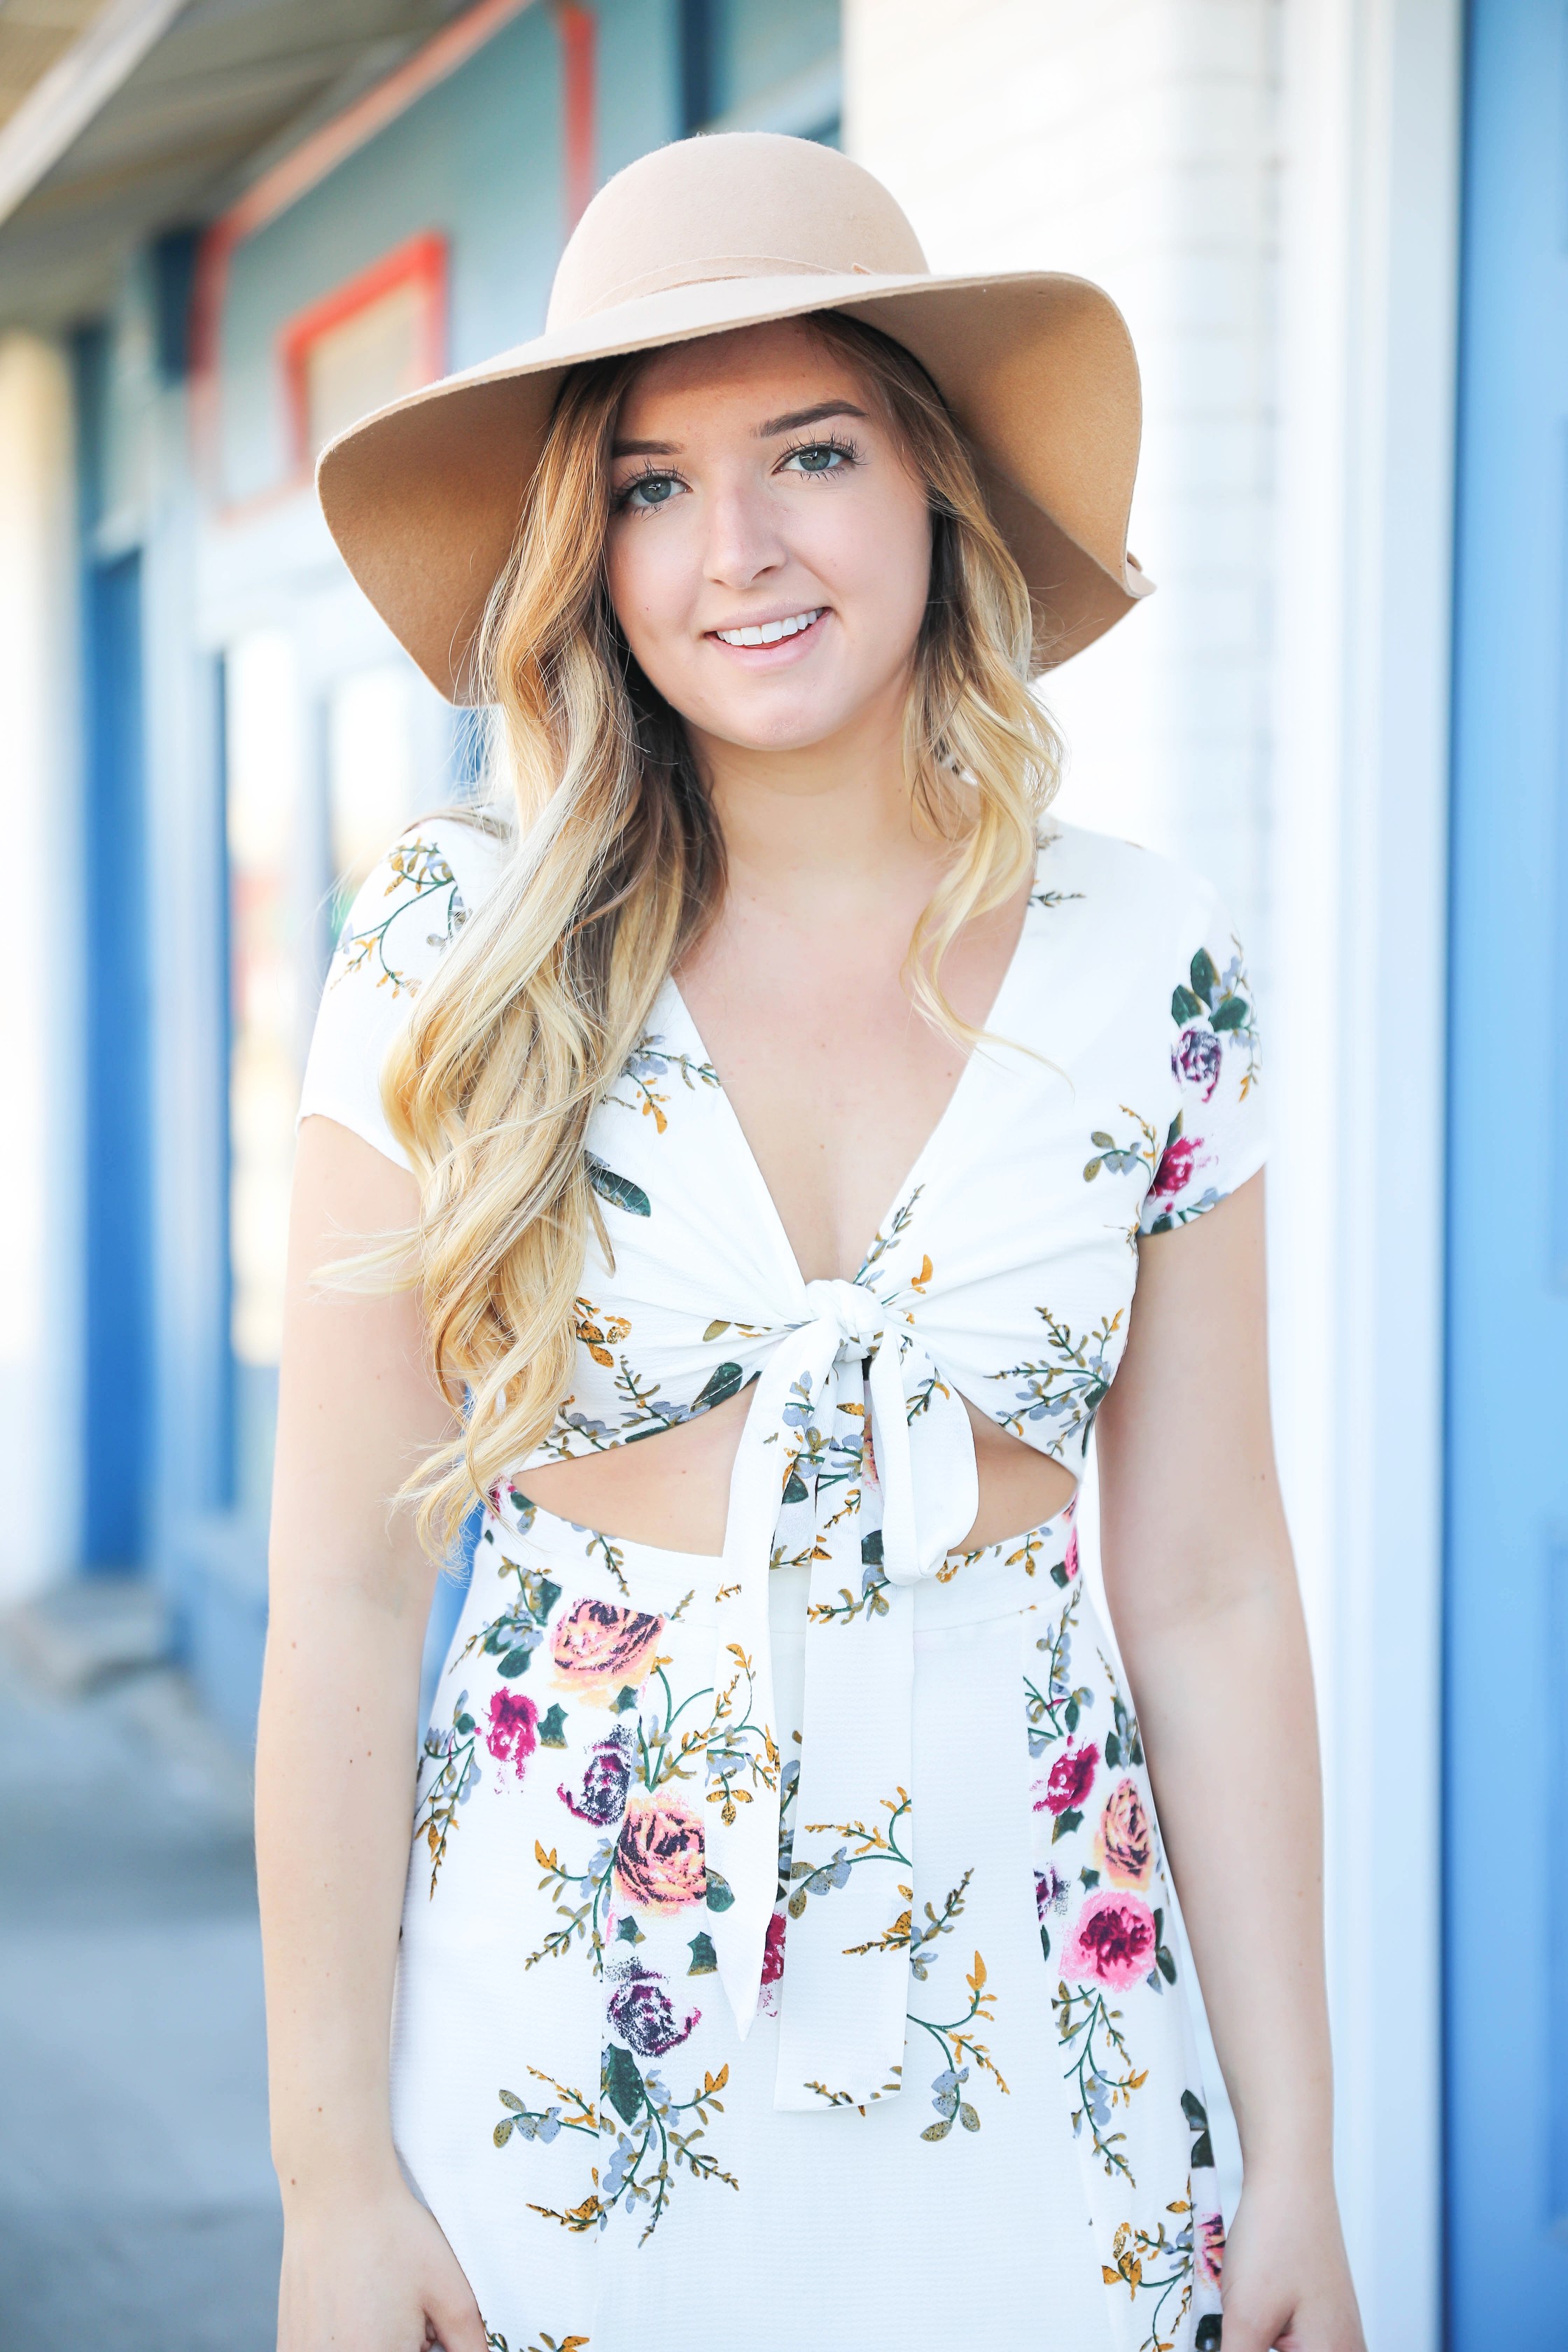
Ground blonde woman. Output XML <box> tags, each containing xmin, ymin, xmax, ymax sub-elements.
<box><xmin>259</xmin><ymin>134</ymin><xmax>1363</xmax><ymax>2352</ymax></box>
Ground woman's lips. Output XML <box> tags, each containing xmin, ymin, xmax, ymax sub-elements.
<box><xmin>704</xmin><ymin>608</ymin><xmax>830</xmax><ymax>662</ymax></box>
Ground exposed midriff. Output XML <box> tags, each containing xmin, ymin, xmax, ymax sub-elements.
<box><xmin>518</xmin><ymin>1388</ymin><xmax>1077</xmax><ymax>1558</ymax></box>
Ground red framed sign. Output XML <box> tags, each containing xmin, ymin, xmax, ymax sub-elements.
<box><xmin>277</xmin><ymin>228</ymin><xmax>448</xmax><ymax>475</ymax></box>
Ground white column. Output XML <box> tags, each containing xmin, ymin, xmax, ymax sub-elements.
<box><xmin>0</xmin><ymin>332</ymin><xmax>83</xmax><ymax>1602</ymax></box>
<box><xmin>1268</xmin><ymin>4</ymin><xmax>1461</xmax><ymax>2342</ymax></box>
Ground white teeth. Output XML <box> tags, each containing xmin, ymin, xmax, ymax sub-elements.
<box><xmin>714</xmin><ymin>608</ymin><xmax>821</xmax><ymax>647</ymax></box>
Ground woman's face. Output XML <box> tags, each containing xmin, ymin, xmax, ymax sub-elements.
<box><xmin>603</xmin><ymin>321</ymin><xmax>932</xmax><ymax>755</ymax></box>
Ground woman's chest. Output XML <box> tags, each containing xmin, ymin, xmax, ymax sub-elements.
<box><xmin>673</xmin><ymin>884</ymin><xmax>1032</xmax><ymax>1287</ymax></box>
<box><xmin>588</xmin><ymin>927</ymin><xmax>1177</xmax><ymax>1326</ymax></box>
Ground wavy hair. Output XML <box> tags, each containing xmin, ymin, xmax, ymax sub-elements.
<box><xmin>378</xmin><ymin>312</ymin><xmax>1062</xmax><ymax>1550</ymax></box>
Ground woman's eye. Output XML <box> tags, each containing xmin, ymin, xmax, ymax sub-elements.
<box><xmin>783</xmin><ymin>442</ymin><xmax>849</xmax><ymax>476</ymax></box>
<box><xmin>620</xmin><ymin>472</ymin><xmax>682</xmax><ymax>510</ymax></box>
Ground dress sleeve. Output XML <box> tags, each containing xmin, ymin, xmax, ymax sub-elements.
<box><xmin>298</xmin><ymin>817</ymin><xmax>508</xmax><ymax>1171</ymax></box>
<box><xmin>1138</xmin><ymin>882</ymin><xmax>1266</xmax><ymax>1236</ymax></box>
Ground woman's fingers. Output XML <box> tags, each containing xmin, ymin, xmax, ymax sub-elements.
<box><xmin>425</xmin><ymin>2291</ymin><xmax>489</xmax><ymax>2352</ymax></box>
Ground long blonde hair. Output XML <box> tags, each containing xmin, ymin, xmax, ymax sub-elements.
<box><xmin>382</xmin><ymin>312</ymin><xmax>1062</xmax><ymax>1551</ymax></box>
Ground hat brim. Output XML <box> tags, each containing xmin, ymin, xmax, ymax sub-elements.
<box><xmin>316</xmin><ymin>265</ymin><xmax>1152</xmax><ymax>705</ymax></box>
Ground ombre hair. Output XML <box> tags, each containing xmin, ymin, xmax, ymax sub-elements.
<box><xmin>378</xmin><ymin>312</ymin><xmax>1063</xmax><ymax>1550</ymax></box>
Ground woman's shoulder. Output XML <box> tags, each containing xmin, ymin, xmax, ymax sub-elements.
<box><xmin>328</xmin><ymin>807</ymin><xmax>513</xmax><ymax>1002</ymax></box>
<box><xmin>299</xmin><ymin>808</ymin><xmax>513</xmax><ymax>1169</ymax></box>
<box><xmin>1032</xmin><ymin>816</ymin><xmax>1229</xmax><ymax>944</ymax></box>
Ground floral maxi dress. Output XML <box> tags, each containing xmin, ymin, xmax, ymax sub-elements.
<box><xmin>298</xmin><ymin>813</ymin><xmax>1266</xmax><ymax>2352</ymax></box>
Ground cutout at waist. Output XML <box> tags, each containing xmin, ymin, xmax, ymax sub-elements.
<box><xmin>519</xmin><ymin>1383</ymin><xmax>1077</xmax><ymax>1558</ymax></box>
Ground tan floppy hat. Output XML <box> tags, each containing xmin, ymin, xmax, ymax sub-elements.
<box><xmin>316</xmin><ymin>132</ymin><xmax>1152</xmax><ymax>704</ymax></box>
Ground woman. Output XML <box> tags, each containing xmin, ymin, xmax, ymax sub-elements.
<box><xmin>259</xmin><ymin>134</ymin><xmax>1363</xmax><ymax>2352</ymax></box>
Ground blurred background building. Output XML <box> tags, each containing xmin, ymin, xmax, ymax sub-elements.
<box><xmin>0</xmin><ymin>0</ymin><xmax>1558</xmax><ymax>2344</ymax></box>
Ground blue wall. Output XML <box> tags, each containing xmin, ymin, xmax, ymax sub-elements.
<box><xmin>1445</xmin><ymin>0</ymin><xmax>1568</xmax><ymax>2333</ymax></box>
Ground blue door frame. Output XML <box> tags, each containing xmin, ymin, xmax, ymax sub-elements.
<box><xmin>80</xmin><ymin>542</ymin><xmax>155</xmax><ymax>1575</ymax></box>
<box><xmin>1446</xmin><ymin>0</ymin><xmax>1568</xmax><ymax>2333</ymax></box>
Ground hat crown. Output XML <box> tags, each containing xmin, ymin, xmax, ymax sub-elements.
<box><xmin>546</xmin><ymin>132</ymin><xmax>930</xmax><ymax>330</ymax></box>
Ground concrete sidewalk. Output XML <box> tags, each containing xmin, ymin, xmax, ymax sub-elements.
<box><xmin>0</xmin><ymin>1599</ymin><xmax>281</xmax><ymax>2351</ymax></box>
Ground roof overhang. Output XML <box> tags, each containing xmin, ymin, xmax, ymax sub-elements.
<box><xmin>0</xmin><ymin>0</ymin><xmax>479</xmax><ymax>333</ymax></box>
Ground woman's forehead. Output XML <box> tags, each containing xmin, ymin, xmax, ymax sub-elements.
<box><xmin>616</xmin><ymin>320</ymin><xmax>866</xmax><ymax>433</ymax></box>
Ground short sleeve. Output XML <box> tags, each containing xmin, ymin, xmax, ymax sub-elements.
<box><xmin>1138</xmin><ymin>885</ymin><xmax>1266</xmax><ymax>1236</ymax></box>
<box><xmin>298</xmin><ymin>817</ymin><xmax>509</xmax><ymax>1170</ymax></box>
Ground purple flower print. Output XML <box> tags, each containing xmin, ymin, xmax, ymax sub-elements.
<box><xmin>559</xmin><ymin>1725</ymin><xmax>634</xmax><ymax>1824</ymax></box>
<box><xmin>606</xmin><ymin>1961</ymin><xmax>699</xmax><ymax>2057</ymax></box>
<box><xmin>1035</xmin><ymin>1866</ymin><xmax>1070</xmax><ymax>1925</ymax></box>
<box><xmin>1174</xmin><ymin>1025</ymin><xmax>1224</xmax><ymax>1102</ymax></box>
<box><xmin>1197</xmin><ymin>2209</ymin><xmax>1226</xmax><ymax>2286</ymax></box>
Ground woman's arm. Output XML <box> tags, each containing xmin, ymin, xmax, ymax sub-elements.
<box><xmin>1093</xmin><ymin>1171</ymin><xmax>1363</xmax><ymax>2352</ymax></box>
<box><xmin>255</xmin><ymin>1114</ymin><xmax>486</xmax><ymax>2352</ymax></box>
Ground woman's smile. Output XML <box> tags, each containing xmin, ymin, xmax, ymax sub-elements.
<box><xmin>706</xmin><ymin>606</ymin><xmax>829</xmax><ymax>660</ymax></box>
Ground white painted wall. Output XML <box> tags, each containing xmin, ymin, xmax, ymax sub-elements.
<box><xmin>846</xmin><ymin>0</ymin><xmax>1278</xmax><ymax>949</ymax></box>
<box><xmin>846</xmin><ymin>5</ymin><xmax>1462</xmax><ymax>2344</ymax></box>
<box><xmin>0</xmin><ymin>332</ymin><xmax>83</xmax><ymax>1602</ymax></box>
<box><xmin>1266</xmin><ymin>5</ymin><xmax>1460</xmax><ymax>2344</ymax></box>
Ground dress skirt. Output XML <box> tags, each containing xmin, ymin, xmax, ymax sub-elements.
<box><xmin>389</xmin><ymin>1492</ymin><xmax>1226</xmax><ymax>2352</ymax></box>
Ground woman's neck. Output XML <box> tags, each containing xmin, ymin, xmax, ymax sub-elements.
<box><xmin>688</xmin><ymin>680</ymin><xmax>941</xmax><ymax>906</ymax></box>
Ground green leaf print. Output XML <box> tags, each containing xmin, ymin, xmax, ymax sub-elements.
<box><xmin>585</xmin><ymin>1154</ymin><xmax>652</xmax><ymax>1217</ymax></box>
<box><xmin>704</xmin><ymin>1869</ymin><xmax>736</xmax><ymax>1913</ymax></box>
<box><xmin>1189</xmin><ymin>946</ymin><xmax>1220</xmax><ymax>1004</ymax></box>
<box><xmin>538</xmin><ymin>1703</ymin><xmax>568</xmax><ymax>1746</ymax></box>
<box><xmin>1170</xmin><ymin>983</ymin><xmax>1204</xmax><ymax>1025</ymax></box>
<box><xmin>1210</xmin><ymin>992</ymin><xmax>1250</xmax><ymax>1030</ymax></box>
<box><xmin>687</xmin><ymin>1930</ymin><xmax>718</xmax><ymax>1974</ymax></box>
<box><xmin>691</xmin><ymin>1359</ymin><xmax>744</xmax><ymax>1411</ymax></box>
<box><xmin>1181</xmin><ymin>2089</ymin><xmax>1215</xmax><ymax>2171</ymax></box>
<box><xmin>603</xmin><ymin>2043</ymin><xmax>645</xmax><ymax>2126</ymax></box>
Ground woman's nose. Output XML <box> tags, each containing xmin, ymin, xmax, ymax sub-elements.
<box><xmin>702</xmin><ymin>478</ymin><xmax>787</xmax><ymax>587</ymax></box>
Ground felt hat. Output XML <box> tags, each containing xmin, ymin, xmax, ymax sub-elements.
<box><xmin>316</xmin><ymin>131</ymin><xmax>1152</xmax><ymax>702</ymax></box>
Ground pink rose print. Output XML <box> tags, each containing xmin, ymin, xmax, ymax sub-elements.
<box><xmin>1174</xmin><ymin>1026</ymin><xmax>1224</xmax><ymax>1101</ymax></box>
<box><xmin>1062</xmin><ymin>1525</ymin><xmax>1080</xmax><ymax>1583</ymax></box>
<box><xmin>485</xmin><ymin>1688</ymin><xmax>538</xmax><ymax>1782</ymax></box>
<box><xmin>1063</xmin><ymin>1889</ymin><xmax>1158</xmax><ymax>1989</ymax></box>
<box><xmin>550</xmin><ymin>1599</ymin><xmax>664</xmax><ymax>1697</ymax></box>
<box><xmin>1037</xmin><ymin>1739</ymin><xmax>1099</xmax><ymax>1816</ymax></box>
<box><xmin>614</xmin><ymin>1795</ymin><xmax>707</xmax><ymax>1912</ymax></box>
<box><xmin>1197</xmin><ymin>2210</ymin><xmax>1226</xmax><ymax>2287</ymax></box>
<box><xmin>1095</xmin><ymin>1776</ymin><xmax>1154</xmax><ymax>1888</ymax></box>
<box><xmin>1149</xmin><ymin>1134</ymin><xmax>1198</xmax><ymax>1199</ymax></box>
<box><xmin>757</xmin><ymin>1910</ymin><xmax>788</xmax><ymax>2017</ymax></box>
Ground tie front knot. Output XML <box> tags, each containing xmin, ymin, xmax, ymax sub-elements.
<box><xmin>804</xmin><ymin>1277</ymin><xmax>886</xmax><ymax>1354</ymax></box>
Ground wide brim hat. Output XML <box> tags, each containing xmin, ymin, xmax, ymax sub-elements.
<box><xmin>316</xmin><ymin>132</ymin><xmax>1152</xmax><ymax>704</ymax></box>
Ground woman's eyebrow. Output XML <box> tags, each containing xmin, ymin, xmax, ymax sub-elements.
<box><xmin>610</xmin><ymin>436</ymin><xmax>678</xmax><ymax>457</ymax></box>
<box><xmin>755</xmin><ymin>400</ymin><xmax>867</xmax><ymax>438</ymax></box>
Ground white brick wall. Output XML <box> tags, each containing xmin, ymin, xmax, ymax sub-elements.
<box><xmin>846</xmin><ymin>0</ymin><xmax>1279</xmax><ymax>949</ymax></box>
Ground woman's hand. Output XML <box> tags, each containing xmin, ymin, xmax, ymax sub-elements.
<box><xmin>277</xmin><ymin>2180</ymin><xmax>488</xmax><ymax>2352</ymax></box>
<box><xmin>1218</xmin><ymin>2172</ymin><xmax>1366</xmax><ymax>2352</ymax></box>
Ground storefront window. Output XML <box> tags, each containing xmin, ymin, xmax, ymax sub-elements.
<box><xmin>327</xmin><ymin>662</ymin><xmax>421</xmax><ymax>937</ymax></box>
<box><xmin>224</xmin><ymin>629</ymin><xmax>307</xmax><ymax>1512</ymax></box>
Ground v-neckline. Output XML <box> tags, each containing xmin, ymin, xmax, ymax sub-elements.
<box><xmin>662</xmin><ymin>870</ymin><xmax>1042</xmax><ymax>1296</ymax></box>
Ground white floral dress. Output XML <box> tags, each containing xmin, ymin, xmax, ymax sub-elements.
<box><xmin>298</xmin><ymin>813</ymin><xmax>1264</xmax><ymax>2352</ymax></box>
